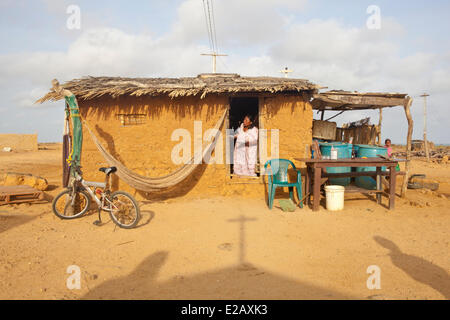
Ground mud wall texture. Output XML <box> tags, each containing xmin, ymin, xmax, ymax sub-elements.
<box><xmin>78</xmin><ymin>93</ymin><xmax>312</xmax><ymax>201</ymax></box>
<box><xmin>0</xmin><ymin>134</ymin><xmax>38</xmax><ymax>151</ymax></box>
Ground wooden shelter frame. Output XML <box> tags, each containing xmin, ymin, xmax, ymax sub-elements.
<box><xmin>311</xmin><ymin>91</ymin><xmax>414</xmax><ymax>197</ymax></box>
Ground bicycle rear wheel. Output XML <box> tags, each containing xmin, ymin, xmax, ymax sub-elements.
<box><xmin>52</xmin><ymin>189</ymin><xmax>91</xmax><ymax>219</ymax></box>
<box><xmin>108</xmin><ymin>191</ymin><xmax>140</xmax><ymax>229</ymax></box>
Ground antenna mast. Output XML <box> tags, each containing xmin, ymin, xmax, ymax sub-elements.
<box><xmin>280</xmin><ymin>67</ymin><xmax>293</xmax><ymax>78</ymax></box>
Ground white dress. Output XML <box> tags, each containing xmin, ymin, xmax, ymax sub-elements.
<box><xmin>233</xmin><ymin>124</ymin><xmax>258</xmax><ymax>176</ymax></box>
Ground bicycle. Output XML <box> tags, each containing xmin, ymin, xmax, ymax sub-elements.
<box><xmin>52</xmin><ymin>165</ymin><xmax>141</xmax><ymax>229</ymax></box>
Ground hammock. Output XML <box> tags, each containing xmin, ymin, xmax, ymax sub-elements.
<box><xmin>83</xmin><ymin>109</ymin><xmax>227</xmax><ymax>191</ymax></box>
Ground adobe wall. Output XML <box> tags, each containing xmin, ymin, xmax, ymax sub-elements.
<box><xmin>0</xmin><ymin>134</ymin><xmax>38</xmax><ymax>151</ymax></box>
<box><xmin>78</xmin><ymin>93</ymin><xmax>312</xmax><ymax>200</ymax></box>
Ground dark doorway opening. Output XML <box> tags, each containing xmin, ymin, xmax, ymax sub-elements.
<box><xmin>228</xmin><ymin>97</ymin><xmax>260</xmax><ymax>177</ymax></box>
<box><xmin>229</xmin><ymin>97</ymin><xmax>259</xmax><ymax>131</ymax></box>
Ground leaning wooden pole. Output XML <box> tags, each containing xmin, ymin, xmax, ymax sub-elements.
<box><xmin>420</xmin><ymin>93</ymin><xmax>430</xmax><ymax>161</ymax></box>
<box><xmin>378</xmin><ymin>108</ymin><xmax>383</xmax><ymax>145</ymax></box>
<box><xmin>401</xmin><ymin>97</ymin><xmax>414</xmax><ymax>197</ymax></box>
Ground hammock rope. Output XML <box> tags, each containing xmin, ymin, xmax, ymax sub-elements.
<box><xmin>83</xmin><ymin>109</ymin><xmax>228</xmax><ymax>191</ymax></box>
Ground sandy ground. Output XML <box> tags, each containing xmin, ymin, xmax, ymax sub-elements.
<box><xmin>0</xmin><ymin>144</ymin><xmax>449</xmax><ymax>300</ymax></box>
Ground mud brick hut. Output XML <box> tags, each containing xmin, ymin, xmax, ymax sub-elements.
<box><xmin>38</xmin><ymin>74</ymin><xmax>320</xmax><ymax>200</ymax></box>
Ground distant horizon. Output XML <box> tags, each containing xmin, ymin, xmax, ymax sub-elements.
<box><xmin>34</xmin><ymin>139</ymin><xmax>450</xmax><ymax>146</ymax></box>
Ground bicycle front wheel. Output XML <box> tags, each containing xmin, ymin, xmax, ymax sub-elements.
<box><xmin>52</xmin><ymin>189</ymin><xmax>91</xmax><ymax>219</ymax></box>
<box><xmin>108</xmin><ymin>191</ymin><xmax>140</xmax><ymax>229</ymax></box>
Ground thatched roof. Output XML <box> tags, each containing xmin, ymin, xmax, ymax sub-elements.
<box><xmin>312</xmin><ymin>90</ymin><xmax>409</xmax><ymax>110</ymax></box>
<box><xmin>36</xmin><ymin>73</ymin><xmax>319</xmax><ymax>103</ymax></box>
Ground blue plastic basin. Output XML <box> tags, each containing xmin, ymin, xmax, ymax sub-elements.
<box><xmin>319</xmin><ymin>142</ymin><xmax>351</xmax><ymax>186</ymax></box>
<box><xmin>355</xmin><ymin>144</ymin><xmax>388</xmax><ymax>189</ymax></box>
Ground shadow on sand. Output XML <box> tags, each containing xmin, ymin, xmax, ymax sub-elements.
<box><xmin>81</xmin><ymin>251</ymin><xmax>353</xmax><ymax>300</ymax></box>
<box><xmin>0</xmin><ymin>211</ymin><xmax>38</xmax><ymax>234</ymax></box>
<box><xmin>82</xmin><ymin>213</ymin><xmax>353</xmax><ymax>299</ymax></box>
<box><xmin>374</xmin><ymin>236</ymin><xmax>450</xmax><ymax>299</ymax></box>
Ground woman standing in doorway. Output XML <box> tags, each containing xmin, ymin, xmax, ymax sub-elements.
<box><xmin>233</xmin><ymin>115</ymin><xmax>259</xmax><ymax>176</ymax></box>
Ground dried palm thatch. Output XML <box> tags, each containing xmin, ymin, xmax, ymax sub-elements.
<box><xmin>36</xmin><ymin>73</ymin><xmax>319</xmax><ymax>103</ymax></box>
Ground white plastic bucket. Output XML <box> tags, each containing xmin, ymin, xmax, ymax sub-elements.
<box><xmin>325</xmin><ymin>185</ymin><xmax>345</xmax><ymax>211</ymax></box>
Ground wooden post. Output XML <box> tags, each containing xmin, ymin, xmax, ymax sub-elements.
<box><xmin>313</xmin><ymin>165</ymin><xmax>322</xmax><ymax>211</ymax></box>
<box><xmin>389</xmin><ymin>164</ymin><xmax>397</xmax><ymax>209</ymax></box>
<box><xmin>401</xmin><ymin>97</ymin><xmax>413</xmax><ymax>198</ymax></box>
<box><xmin>377</xmin><ymin>108</ymin><xmax>382</xmax><ymax>146</ymax></box>
<box><xmin>258</xmin><ymin>97</ymin><xmax>265</xmax><ymax>175</ymax></box>
<box><xmin>376</xmin><ymin>166</ymin><xmax>382</xmax><ymax>204</ymax></box>
<box><xmin>305</xmin><ymin>166</ymin><xmax>312</xmax><ymax>206</ymax></box>
<box><xmin>420</xmin><ymin>93</ymin><xmax>430</xmax><ymax>161</ymax></box>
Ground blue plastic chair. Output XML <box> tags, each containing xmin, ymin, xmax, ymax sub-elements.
<box><xmin>264</xmin><ymin>159</ymin><xmax>303</xmax><ymax>209</ymax></box>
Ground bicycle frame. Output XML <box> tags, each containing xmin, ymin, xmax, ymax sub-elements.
<box><xmin>57</xmin><ymin>164</ymin><xmax>140</xmax><ymax>228</ymax></box>
<box><xmin>70</xmin><ymin>170</ymin><xmax>117</xmax><ymax>212</ymax></box>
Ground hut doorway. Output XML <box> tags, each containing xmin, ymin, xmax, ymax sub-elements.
<box><xmin>229</xmin><ymin>97</ymin><xmax>259</xmax><ymax>131</ymax></box>
<box><xmin>228</xmin><ymin>97</ymin><xmax>260</xmax><ymax>177</ymax></box>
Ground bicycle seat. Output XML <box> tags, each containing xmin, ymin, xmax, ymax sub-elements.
<box><xmin>99</xmin><ymin>166</ymin><xmax>117</xmax><ymax>175</ymax></box>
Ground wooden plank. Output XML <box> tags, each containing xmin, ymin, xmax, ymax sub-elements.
<box><xmin>313</xmin><ymin>165</ymin><xmax>321</xmax><ymax>211</ymax></box>
<box><xmin>376</xmin><ymin>167</ymin><xmax>382</xmax><ymax>204</ymax></box>
<box><xmin>305</xmin><ymin>166</ymin><xmax>312</xmax><ymax>206</ymax></box>
<box><xmin>377</xmin><ymin>108</ymin><xmax>382</xmax><ymax>145</ymax></box>
<box><xmin>314</xmin><ymin>94</ymin><xmax>407</xmax><ymax>107</ymax></box>
<box><xmin>317</xmin><ymin>162</ymin><xmax>395</xmax><ymax>168</ymax></box>
<box><xmin>344</xmin><ymin>186</ymin><xmax>385</xmax><ymax>194</ymax></box>
<box><xmin>389</xmin><ymin>167</ymin><xmax>397</xmax><ymax>210</ymax></box>
<box><xmin>322</xmin><ymin>171</ymin><xmax>391</xmax><ymax>178</ymax></box>
<box><xmin>0</xmin><ymin>185</ymin><xmax>39</xmax><ymax>192</ymax></box>
<box><xmin>295</xmin><ymin>157</ymin><xmax>403</xmax><ymax>164</ymax></box>
<box><xmin>319</xmin><ymin>91</ymin><xmax>407</xmax><ymax>98</ymax></box>
<box><xmin>258</xmin><ymin>97</ymin><xmax>265</xmax><ymax>175</ymax></box>
<box><xmin>0</xmin><ymin>187</ymin><xmax>39</xmax><ymax>193</ymax></box>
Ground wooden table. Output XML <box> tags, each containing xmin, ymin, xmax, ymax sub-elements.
<box><xmin>295</xmin><ymin>157</ymin><xmax>401</xmax><ymax>211</ymax></box>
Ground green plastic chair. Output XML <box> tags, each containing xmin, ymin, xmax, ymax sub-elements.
<box><xmin>264</xmin><ymin>159</ymin><xmax>303</xmax><ymax>209</ymax></box>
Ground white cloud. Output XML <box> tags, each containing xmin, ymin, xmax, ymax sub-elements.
<box><xmin>0</xmin><ymin>0</ymin><xmax>449</xmax><ymax>143</ymax></box>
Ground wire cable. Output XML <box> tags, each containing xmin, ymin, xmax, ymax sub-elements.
<box><xmin>210</xmin><ymin>0</ymin><xmax>219</xmax><ymax>53</ymax></box>
<box><xmin>202</xmin><ymin>0</ymin><xmax>214</xmax><ymax>52</ymax></box>
<box><xmin>206</xmin><ymin>0</ymin><xmax>216</xmax><ymax>52</ymax></box>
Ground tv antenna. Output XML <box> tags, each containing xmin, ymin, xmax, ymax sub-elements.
<box><xmin>280</xmin><ymin>67</ymin><xmax>293</xmax><ymax>78</ymax></box>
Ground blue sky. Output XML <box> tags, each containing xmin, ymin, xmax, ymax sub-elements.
<box><xmin>0</xmin><ymin>0</ymin><xmax>449</xmax><ymax>143</ymax></box>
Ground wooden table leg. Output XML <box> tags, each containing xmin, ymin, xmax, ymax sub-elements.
<box><xmin>389</xmin><ymin>165</ymin><xmax>397</xmax><ymax>210</ymax></box>
<box><xmin>376</xmin><ymin>166</ymin><xmax>381</xmax><ymax>204</ymax></box>
<box><xmin>305</xmin><ymin>166</ymin><xmax>311</xmax><ymax>206</ymax></box>
<box><xmin>313</xmin><ymin>165</ymin><xmax>322</xmax><ymax>211</ymax></box>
